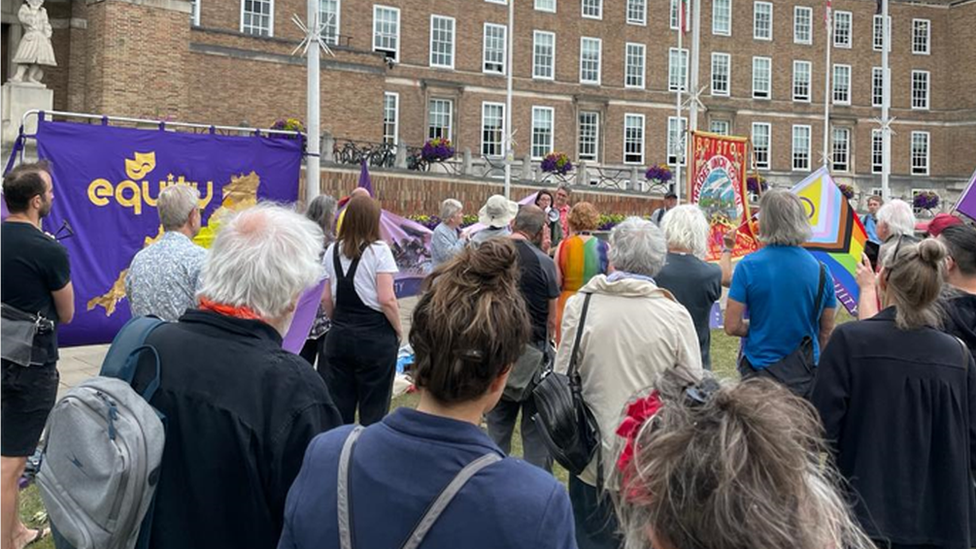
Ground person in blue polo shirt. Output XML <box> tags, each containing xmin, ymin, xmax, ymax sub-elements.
<box><xmin>725</xmin><ymin>190</ymin><xmax>837</xmax><ymax>388</ymax></box>
<box><xmin>279</xmin><ymin>238</ymin><xmax>576</xmax><ymax>549</ymax></box>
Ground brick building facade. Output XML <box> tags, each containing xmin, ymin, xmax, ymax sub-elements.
<box><xmin>2</xmin><ymin>0</ymin><xmax>974</xmax><ymax>207</ymax></box>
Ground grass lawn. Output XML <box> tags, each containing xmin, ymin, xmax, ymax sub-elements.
<box><xmin>18</xmin><ymin>313</ymin><xmax>851</xmax><ymax>548</ymax></box>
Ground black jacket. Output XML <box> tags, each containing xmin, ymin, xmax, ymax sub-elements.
<box><xmin>944</xmin><ymin>289</ymin><xmax>976</xmax><ymax>358</ymax></box>
<box><xmin>134</xmin><ymin>310</ymin><xmax>342</xmax><ymax>549</ymax></box>
<box><xmin>812</xmin><ymin>308</ymin><xmax>976</xmax><ymax>548</ymax></box>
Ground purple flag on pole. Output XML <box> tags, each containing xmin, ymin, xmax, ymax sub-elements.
<box><xmin>281</xmin><ymin>279</ymin><xmax>326</xmax><ymax>353</ymax></box>
<box><xmin>956</xmin><ymin>167</ymin><xmax>976</xmax><ymax>222</ymax></box>
<box><xmin>35</xmin><ymin>119</ymin><xmax>304</xmax><ymax>346</ymax></box>
<box><xmin>358</xmin><ymin>159</ymin><xmax>373</xmax><ymax>196</ymax></box>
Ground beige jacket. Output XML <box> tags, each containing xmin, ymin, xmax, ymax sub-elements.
<box><xmin>554</xmin><ymin>274</ymin><xmax>703</xmax><ymax>487</ymax></box>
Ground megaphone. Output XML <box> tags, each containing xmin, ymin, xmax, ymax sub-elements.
<box><xmin>547</xmin><ymin>208</ymin><xmax>560</xmax><ymax>224</ymax></box>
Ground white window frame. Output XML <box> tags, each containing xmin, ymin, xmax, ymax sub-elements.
<box><xmin>318</xmin><ymin>0</ymin><xmax>340</xmax><ymax>45</ymax></box>
<box><xmin>832</xmin><ymin>127</ymin><xmax>850</xmax><ymax>173</ymax></box>
<box><xmin>429</xmin><ymin>15</ymin><xmax>455</xmax><ymax>69</ymax></box>
<box><xmin>582</xmin><ymin>0</ymin><xmax>602</xmax><ymax>19</ymax></box>
<box><xmin>241</xmin><ymin>0</ymin><xmax>274</xmax><ymax>37</ymax></box>
<box><xmin>711</xmin><ymin>52</ymin><xmax>731</xmax><ymax>96</ymax></box>
<box><xmin>481</xmin><ymin>102</ymin><xmax>506</xmax><ymax>158</ymax></box>
<box><xmin>532</xmin><ymin>31</ymin><xmax>555</xmax><ymax>80</ymax></box>
<box><xmin>832</xmin><ymin>64</ymin><xmax>851</xmax><ymax>105</ymax></box>
<box><xmin>833</xmin><ymin>11</ymin><xmax>852</xmax><ymax>48</ymax></box>
<box><xmin>427</xmin><ymin>98</ymin><xmax>453</xmax><ymax>141</ymax></box>
<box><xmin>670</xmin><ymin>0</ymin><xmax>680</xmax><ymax>30</ymax></box>
<box><xmin>626</xmin><ymin>0</ymin><xmax>646</xmax><ymax>25</ymax></box>
<box><xmin>712</xmin><ymin>0</ymin><xmax>731</xmax><ymax>36</ymax></box>
<box><xmin>794</xmin><ymin>6</ymin><xmax>812</xmax><ymax>45</ymax></box>
<box><xmin>578</xmin><ymin>111</ymin><xmax>600</xmax><ymax>162</ymax></box>
<box><xmin>793</xmin><ymin>60</ymin><xmax>811</xmax><ymax>102</ymax></box>
<box><xmin>483</xmin><ymin>23</ymin><xmax>507</xmax><ymax>75</ymax></box>
<box><xmin>873</xmin><ymin>15</ymin><xmax>891</xmax><ymax>52</ymax></box>
<box><xmin>753</xmin><ymin>1</ymin><xmax>772</xmax><ymax>41</ymax></box>
<box><xmin>792</xmin><ymin>125</ymin><xmax>811</xmax><ymax>171</ymax></box>
<box><xmin>623</xmin><ymin>113</ymin><xmax>645</xmax><ymax>165</ymax></box>
<box><xmin>625</xmin><ymin>43</ymin><xmax>646</xmax><ymax>89</ymax></box>
<box><xmin>535</xmin><ymin>0</ymin><xmax>556</xmax><ymax>12</ymax></box>
<box><xmin>383</xmin><ymin>92</ymin><xmax>398</xmax><ymax>145</ymax></box>
<box><xmin>580</xmin><ymin>37</ymin><xmax>602</xmax><ymax>85</ymax></box>
<box><xmin>752</xmin><ymin>122</ymin><xmax>771</xmax><ymax>170</ymax></box>
<box><xmin>191</xmin><ymin>0</ymin><xmax>201</xmax><ymax>26</ymax></box>
<box><xmin>752</xmin><ymin>56</ymin><xmax>771</xmax><ymax>99</ymax></box>
<box><xmin>531</xmin><ymin>106</ymin><xmax>555</xmax><ymax>160</ymax></box>
<box><xmin>372</xmin><ymin>5</ymin><xmax>399</xmax><ymax>60</ymax></box>
<box><xmin>913</xmin><ymin>19</ymin><xmax>931</xmax><ymax>55</ymax></box>
<box><xmin>668</xmin><ymin>116</ymin><xmax>688</xmax><ymax>166</ymax></box>
<box><xmin>710</xmin><ymin>119</ymin><xmax>731</xmax><ymax>135</ymax></box>
<box><xmin>912</xmin><ymin>70</ymin><xmax>930</xmax><ymax>110</ymax></box>
<box><xmin>669</xmin><ymin>47</ymin><xmax>689</xmax><ymax>92</ymax></box>
<box><xmin>911</xmin><ymin>131</ymin><xmax>929</xmax><ymax>176</ymax></box>
<box><xmin>872</xmin><ymin>67</ymin><xmax>884</xmax><ymax>107</ymax></box>
<box><xmin>485</xmin><ymin>0</ymin><xmax>507</xmax><ymax>4</ymax></box>
<box><xmin>871</xmin><ymin>129</ymin><xmax>883</xmax><ymax>174</ymax></box>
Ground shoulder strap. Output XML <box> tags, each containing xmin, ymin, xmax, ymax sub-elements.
<box><xmin>337</xmin><ymin>426</ymin><xmax>366</xmax><ymax>549</ymax></box>
<box><xmin>100</xmin><ymin>315</ymin><xmax>165</xmax><ymax>398</ymax></box>
<box><xmin>568</xmin><ymin>293</ymin><xmax>593</xmax><ymax>379</ymax></box>
<box><xmin>813</xmin><ymin>262</ymin><xmax>827</xmax><ymax>325</ymax></box>
<box><xmin>399</xmin><ymin>454</ymin><xmax>502</xmax><ymax>549</ymax></box>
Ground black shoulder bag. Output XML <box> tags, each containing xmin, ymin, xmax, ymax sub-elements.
<box><xmin>531</xmin><ymin>293</ymin><xmax>602</xmax><ymax>477</ymax></box>
<box><xmin>739</xmin><ymin>262</ymin><xmax>827</xmax><ymax>400</ymax></box>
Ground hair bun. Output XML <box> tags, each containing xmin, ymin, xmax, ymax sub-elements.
<box><xmin>464</xmin><ymin>239</ymin><xmax>519</xmax><ymax>283</ymax></box>
<box><xmin>916</xmin><ymin>238</ymin><xmax>947</xmax><ymax>267</ymax></box>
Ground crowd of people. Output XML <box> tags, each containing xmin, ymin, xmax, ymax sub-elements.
<box><xmin>2</xmin><ymin>159</ymin><xmax>975</xmax><ymax>549</ymax></box>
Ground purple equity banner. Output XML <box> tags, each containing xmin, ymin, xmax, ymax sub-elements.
<box><xmin>956</xmin><ymin>167</ymin><xmax>976</xmax><ymax>222</ymax></box>
<box><xmin>35</xmin><ymin>119</ymin><xmax>303</xmax><ymax>346</ymax></box>
<box><xmin>381</xmin><ymin>210</ymin><xmax>434</xmax><ymax>297</ymax></box>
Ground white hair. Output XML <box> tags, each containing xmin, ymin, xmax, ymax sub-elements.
<box><xmin>196</xmin><ymin>203</ymin><xmax>324</xmax><ymax>320</ymax></box>
<box><xmin>440</xmin><ymin>198</ymin><xmax>463</xmax><ymax>220</ymax></box>
<box><xmin>757</xmin><ymin>190</ymin><xmax>812</xmax><ymax>246</ymax></box>
<box><xmin>159</xmin><ymin>184</ymin><xmax>200</xmax><ymax>231</ymax></box>
<box><xmin>609</xmin><ymin>217</ymin><xmax>668</xmax><ymax>277</ymax></box>
<box><xmin>876</xmin><ymin>199</ymin><xmax>916</xmax><ymax>237</ymax></box>
<box><xmin>661</xmin><ymin>205</ymin><xmax>710</xmax><ymax>259</ymax></box>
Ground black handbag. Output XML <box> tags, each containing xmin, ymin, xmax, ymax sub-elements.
<box><xmin>531</xmin><ymin>293</ymin><xmax>602</xmax><ymax>478</ymax></box>
<box><xmin>739</xmin><ymin>262</ymin><xmax>827</xmax><ymax>399</ymax></box>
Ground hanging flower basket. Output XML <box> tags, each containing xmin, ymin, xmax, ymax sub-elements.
<box><xmin>913</xmin><ymin>191</ymin><xmax>940</xmax><ymax>210</ymax></box>
<box><xmin>270</xmin><ymin>117</ymin><xmax>305</xmax><ymax>138</ymax></box>
<box><xmin>541</xmin><ymin>152</ymin><xmax>574</xmax><ymax>175</ymax></box>
<box><xmin>837</xmin><ymin>183</ymin><xmax>856</xmax><ymax>200</ymax></box>
<box><xmin>747</xmin><ymin>175</ymin><xmax>768</xmax><ymax>195</ymax></box>
<box><xmin>421</xmin><ymin>137</ymin><xmax>455</xmax><ymax>162</ymax></box>
<box><xmin>645</xmin><ymin>164</ymin><xmax>673</xmax><ymax>185</ymax></box>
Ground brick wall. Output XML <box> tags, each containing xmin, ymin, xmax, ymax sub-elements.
<box><xmin>314</xmin><ymin>166</ymin><xmax>663</xmax><ymax>218</ymax></box>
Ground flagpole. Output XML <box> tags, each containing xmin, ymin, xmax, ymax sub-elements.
<box><xmin>503</xmin><ymin>0</ymin><xmax>514</xmax><ymax>200</ymax></box>
<box><xmin>686</xmin><ymin>0</ymin><xmax>701</xmax><ymax>204</ymax></box>
<box><xmin>305</xmin><ymin>0</ymin><xmax>321</xmax><ymax>204</ymax></box>
<box><xmin>880</xmin><ymin>0</ymin><xmax>891</xmax><ymax>202</ymax></box>
<box><xmin>821</xmin><ymin>0</ymin><xmax>832</xmax><ymax>168</ymax></box>
<box><xmin>674</xmin><ymin>1</ymin><xmax>684</xmax><ymax>203</ymax></box>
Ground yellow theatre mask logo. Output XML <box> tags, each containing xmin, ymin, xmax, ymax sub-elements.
<box><xmin>87</xmin><ymin>151</ymin><xmax>214</xmax><ymax>215</ymax></box>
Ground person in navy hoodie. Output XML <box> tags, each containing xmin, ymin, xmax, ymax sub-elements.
<box><xmin>278</xmin><ymin>238</ymin><xmax>577</xmax><ymax>549</ymax></box>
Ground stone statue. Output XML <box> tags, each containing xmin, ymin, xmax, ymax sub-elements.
<box><xmin>10</xmin><ymin>0</ymin><xmax>57</xmax><ymax>84</ymax></box>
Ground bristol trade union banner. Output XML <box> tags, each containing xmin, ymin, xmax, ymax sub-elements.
<box><xmin>36</xmin><ymin>119</ymin><xmax>303</xmax><ymax>346</ymax></box>
<box><xmin>688</xmin><ymin>131</ymin><xmax>759</xmax><ymax>262</ymax></box>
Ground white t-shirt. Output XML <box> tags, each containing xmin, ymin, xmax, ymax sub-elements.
<box><xmin>324</xmin><ymin>241</ymin><xmax>399</xmax><ymax>312</ymax></box>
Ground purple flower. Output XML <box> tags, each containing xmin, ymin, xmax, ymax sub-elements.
<box><xmin>747</xmin><ymin>176</ymin><xmax>768</xmax><ymax>195</ymax></box>
<box><xmin>645</xmin><ymin>164</ymin><xmax>673</xmax><ymax>183</ymax></box>
<box><xmin>913</xmin><ymin>191</ymin><xmax>940</xmax><ymax>210</ymax></box>
<box><xmin>837</xmin><ymin>184</ymin><xmax>855</xmax><ymax>200</ymax></box>
<box><xmin>541</xmin><ymin>153</ymin><xmax>574</xmax><ymax>175</ymax></box>
<box><xmin>422</xmin><ymin>138</ymin><xmax>455</xmax><ymax>162</ymax></box>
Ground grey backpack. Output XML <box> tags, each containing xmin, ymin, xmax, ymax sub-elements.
<box><xmin>37</xmin><ymin>317</ymin><xmax>166</xmax><ymax>549</ymax></box>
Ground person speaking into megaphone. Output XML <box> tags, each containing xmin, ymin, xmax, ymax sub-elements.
<box><xmin>534</xmin><ymin>190</ymin><xmax>564</xmax><ymax>254</ymax></box>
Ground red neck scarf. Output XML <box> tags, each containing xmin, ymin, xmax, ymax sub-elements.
<box><xmin>198</xmin><ymin>297</ymin><xmax>265</xmax><ymax>322</ymax></box>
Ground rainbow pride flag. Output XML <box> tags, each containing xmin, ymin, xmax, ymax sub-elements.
<box><xmin>791</xmin><ymin>167</ymin><xmax>867</xmax><ymax>316</ymax></box>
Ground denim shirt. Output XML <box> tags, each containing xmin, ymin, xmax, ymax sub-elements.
<box><xmin>431</xmin><ymin>222</ymin><xmax>464</xmax><ymax>268</ymax></box>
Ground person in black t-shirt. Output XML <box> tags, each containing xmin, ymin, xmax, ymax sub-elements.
<box><xmin>486</xmin><ymin>205</ymin><xmax>559</xmax><ymax>472</ymax></box>
<box><xmin>1</xmin><ymin>161</ymin><xmax>73</xmax><ymax>548</ymax></box>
